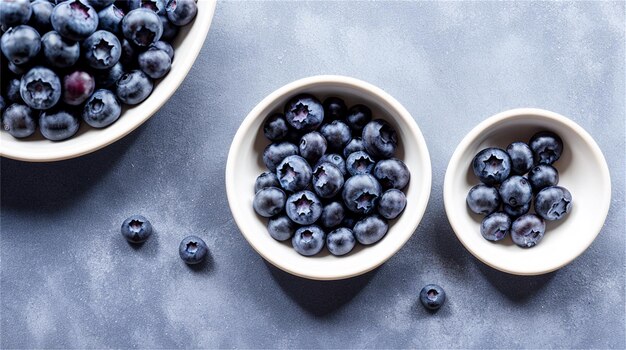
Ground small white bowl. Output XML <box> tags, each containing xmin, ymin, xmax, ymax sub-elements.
<box><xmin>444</xmin><ymin>108</ymin><xmax>611</xmax><ymax>276</ymax></box>
<box><xmin>226</xmin><ymin>75</ymin><xmax>432</xmax><ymax>280</ymax></box>
<box><xmin>0</xmin><ymin>0</ymin><xmax>217</xmax><ymax>162</ymax></box>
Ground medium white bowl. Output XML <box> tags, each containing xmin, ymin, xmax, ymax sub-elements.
<box><xmin>444</xmin><ymin>108</ymin><xmax>611</xmax><ymax>276</ymax></box>
<box><xmin>225</xmin><ymin>75</ymin><xmax>432</xmax><ymax>280</ymax></box>
<box><xmin>0</xmin><ymin>0</ymin><xmax>217</xmax><ymax>162</ymax></box>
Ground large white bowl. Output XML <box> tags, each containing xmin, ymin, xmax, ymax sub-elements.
<box><xmin>225</xmin><ymin>75</ymin><xmax>432</xmax><ymax>280</ymax></box>
<box><xmin>0</xmin><ymin>0</ymin><xmax>217</xmax><ymax>162</ymax></box>
<box><xmin>444</xmin><ymin>108</ymin><xmax>611</xmax><ymax>275</ymax></box>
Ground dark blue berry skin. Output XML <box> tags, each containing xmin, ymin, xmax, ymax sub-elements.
<box><xmin>0</xmin><ymin>96</ymin><xmax>5</xmax><ymax>117</ymax></box>
<box><xmin>267</xmin><ymin>215</ymin><xmax>295</xmax><ymax>241</ymax></box>
<box><xmin>94</xmin><ymin>62</ymin><xmax>124</xmax><ymax>88</ymax></box>
<box><xmin>97</xmin><ymin>4</ymin><xmax>124</xmax><ymax>34</ymax></box>
<box><xmin>530</xmin><ymin>131</ymin><xmax>563</xmax><ymax>165</ymax></box>
<box><xmin>82</xmin><ymin>88</ymin><xmax>121</xmax><ymax>127</ymax></box>
<box><xmin>151</xmin><ymin>40</ymin><xmax>173</xmax><ymax>59</ymax></box>
<box><xmin>120</xmin><ymin>214</ymin><xmax>153</xmax><ymax>243</ymax></box>
<box><xmin>165</xmin><ymin>0</ymin><xmax>196</xmax><ymax>26</ymax></box>
<box><xmin>83</xmin><ymin>30</ymin><xmax>121</xmax><ymax>69</ymax></box>
<box><xmin>353</xmin><ymin>215</ymin><xmax>388</xmax><ymax>245</ymax></box>
<box><xmin>263</xmin><ymin>113</ymin><xmax>289</xmax><ymax>142</ymax></box>
<box><xmin>320</xmin><ymin>201</ymin><xmax>345</xmax><ymax>228</ymax></box>
<box><xmin>51</xmin><ymin>0</ymin><xmax>99</xmax><ymax>41</ymax></box>
<box><xmin>115</xmin><ymin>69</ymin><xmax>153</xmax><ymax>104</ymax></box>
<box><xmin>377</xmin><ymin>189</ymin><xmax>407</xmax><ymax>220</ymax></box>
<box><xmin>179</xmin><ymin>235</ymin><xmax>208</xmax><ymax>265</ymax></box>
<box><xmin>320</xmin><ymin>120</ymin><xmax>352</xmax><ymax>151</ymax></box>
<box><xmin>345</xmin><ymin>104</ymin><xmax>371</xmax><ymax>133</ymax></box>
<box><xmin>284</xmin><ymin>93</ymin><xmax>324</xmax><ymax>132</ymax></box>
<box><xmin>503</xmin><ymin>203</ymin><xmax>530</xmax><ymax>219</ymax></box>
<box><xmin>262</xmin><ymin>142</ymin><xmax>298</xmax><ymax>172</ymax></box>
<box><xmin>254</xmin><ymin>171</ymin><xmax>280</xmax><ymax>193</ymax></box>
<box><xmin>41</xmin><ymin>31</ymin><xmax>80</xmax><ymax>68</ymax></box>
<box><xmin>341</xmin><ymin>212</ymin><xmax>360</xmax><ymax>230</ymax></box>
<box><xmin>506</xmin><ymin>141</ymin><xmax>534</xmax><ymax>175</ymax></box>
<box><xmin>373</xmin><ymin>158</ymin><xmax>410</xmax><ymax>190</ymax></box>
<box><xmin>316</xmin><ymin>153</ymin><xmax>346</xmax><ymax>176</ymax></box>
<box><xmin>292</xmin><ymin>225</ymin><xmax>325</xmax><ymax>256</ymax></box>
<box><xmin>129</xmin><ymin>0</ymin><xmax>165</xmax><ymax>15</ymax></box>
<box><xmin>20</xmin><ymin>66</ymin><xmax>61</xmax><ymax>110</ymax></box>
<box><xmin>528</xmin><ymin>164</ymin><xmax>559</xmax><ymax>192</ymax></box>
<box><xmin>87</xmin><ymin>0</ymin><xmax>115</xmax><ymax>9</ymax></box>
<box><xmin>119</xmin><ymin>38</ymin><xmax>136</xmax><ymax>67</ymax></box>
<box><xmin>122</xmin><ymin>8</ymin><xmax>162</xmax><ymax>47</ymax></box>
<box><xmin>312</xmin><ymin>162</ymin><xmax>344</xmax><ymax>199</ymax></box>
<box><xmin>6</xmin><ymin>78</ymin><xmax>23</xmax><ymax>103</ymax></box>
<box><xmin>499</xmin><ymin>175</ymin><xmax>532</xmax><ymax>207</ymax></box>
<box><xmin>342</xmin><ymin>174</ymin><xmax>382</xmax><ymax>215</ymax></box>
<box><xmin>466</xmin><ymin>184</ymin><xmax>500</xmax><ymax>215</ymax></box>
<box><xmin>511</xmin><ymin>214</ymin><xmax>545</xmax><ymax>248</ymax></box>
<box><xmin>346</xmin><ymin>151</ymin><xmax>375</xmax><ymax>176</ymax></box>
<box><xmin>299</xmin><ymin>131</ymin><xmax>327</xmax><ymax>163</ymax></box>
<box><xmin>480</xmin><ymin>212</ymin><xmax>510</xmax><ymax>241</ymax></box>
<box><xmin>0</xmin><ymin>25</ymin><xmax>41</xmax><ymax>65</ymax></box>
<box><xmin>253</xmin><ymin>187</ymin><xmax>286</xmax><ymax>218</ymax></box>
<box><xmin>343</xmin><ymin>138</ymin><xmax>365</xmax><ymax>158</ymax></box>
<box><xmin>362</xmin><ymin>119</ymin><xmax>397</xmax><ymax>159</ymax></box>
<box><xmin>158</xmin><ymin>14</ymin><xmax>178</xmax><ymax>41</ymax></box>
<box><xmin>472</xmin><ymin>147</ymin><xmax>512</xmax><ymax>185</ymax></box>
<box><xmin>7</xmin><ymin>61</ymin><xmax>29</xmax><ymax>75</ymax></box>
<box><xmin>420</xmin><ymin>284</ymin><xmax>446</xmax><ymax>310</ymax></box>
<box><xmin>323</xmin><ymin>96</ymin><xmax>347</xmax><ymax>121</ymax></box>
<box><xmin>39</xmin><ymin>109</ymin><xmax>80</xmax><ymax>141</ymax></box>
<box><xmin>138</xmin><ymin>47</ymin><xmax>170</xmax><ymax>78</ymax></box>
<box><xmin>286</xmin><ymin>190</ymin><xmax>322</xmax><ymax>225</ymax></box>
<box><xmin>63</xmin><ymin>70</ymin><xmax>95</xmax><ymax>105</ymax></box>
<box><xmin>2</xmin><ymin>103</ymin><xmax>36</xmax><ymax>138</ymax></box>
<box><xmin>29</xmin><ymin>0</ymin><xmax>54</xmax><ymax>32</ymax></box>
<box><xmin>327</xmin><ymin>227</ymin><xmax>356</xmax><ymax>256</ymax></box>
<box><xmin>535</xmin><ymin>186</ymin><xmax>572</xmax><ymax>221</ymax></box>
<box><xmin>277</xmin><ymin>155</ymin><xmax>312</xmax><ymax>192</ymax></box>
<box><xmin>0</xmin><ymin>0</ymin><xmax>31</xmax><ymax>28</ymax></box>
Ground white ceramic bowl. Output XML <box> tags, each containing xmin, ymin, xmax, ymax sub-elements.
<box><xmin>0</xmin><ymin>0</ymin><xmax>217</xmax><ymax>162</ymax></box>
<box><xmin>226</xmin><ymin>75</ymin><xmax>432</xmax><ymax>280</ymax></box>
<box><xmin>444</xmin><ymin>108</ymin><xmax>611</xmax><ymax>276</ymax></box>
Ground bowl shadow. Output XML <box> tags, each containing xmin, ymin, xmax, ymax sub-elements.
<box><xmin>476</xmin><ymin>260</ymin><xmax>556</xmax><ymax>303</ymax></box>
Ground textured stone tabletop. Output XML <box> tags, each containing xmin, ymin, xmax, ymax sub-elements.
<box><xmin>2</xmin><ymin>1</ymin><xmax>624</xmax><ymax>348</ymax></box>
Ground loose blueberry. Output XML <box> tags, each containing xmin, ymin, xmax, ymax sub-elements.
<box><xmin>51</xmin><ymin>0</ymin><xmax>99</xmax><ymax>41</ymax></box>
<box><xmin>276</xmin><ymin>155</ymin><xmax>312</xmax><ymax>192</ymax></box>
<box><xmin>83</xmin><ymin>30</ymin><xmax>121</xmax><ymax>69</ymax></box>
<box><xmin>472</xmin><ymin>147</ymin><xmax>512</xmax><ymax>185</ymax></box>
<box><xmin>319</xmin><ymin>201</ymin><xmax>345</xmax><ymax>228</ymax></box>
<box><xmin>39</xmin><ymin>109</ymin><xmax>80</xmax><ymax>141</ymax></box>
<box><xmin>299</xmin><ymin>131</ymin><xmax>327</xmax><ymax>163</ymax></box>
<box><xmin>267</xmin><ymin>215</ymin><xmax>295</xmax><ymax>241</ymax></box>
<box><xmin>323</xmin><ymin>96</ymin><xmax>347</xmax><ymax>120</ymax></box>
<box><xmin>528</xmin><ymin>164</ymin><xmax>559</xmax><ymax>192</ymax></box>
<box><xmin>480</xmin><ymin>212</ymin><xmax>511</xmax><ymax>241</ymax></box>
<box><xmin>498</xmin><ymin>175</ymin><xmax>532</xmax><ymax>207</ymax></box>
<box><xmin>2</xmin><ymin>103</ymin><xmax>36</xmax><ymax>138</ymax></box>
<box><xmin>0</xmin><ymin>25</ymin><xmax>41</xmax><ymax>65</ymax></box>
<box><xmin>0</xmin><ymin>0</ymin><xmax>31</xmax><ymax>27</ymax></box>
<box><xmin>254</xmin><ymin>171</ymin><xmax>280</xmax><ymax>193</ymax></box>
<box><xmin>316</xmin><ymin>153</ymin><xmax>347</xmax><ymax>176</ymax></box>
<box><xmin>534</xmin><ymin>186</ymin><xmax>572</xmax><ymax>221</ymax></box>
<box><xmin>466</xmin><ymin>184</ymin><xmax>500</xmax><ymax>215</ymax></box>
<box><xmin>115</xmin><ymin>69</ymin><xmax>153</xmax><ymax>105</ymax></box>
<box><xmin>326</xmin><ymin>227</ymin><xmax>356</xmax><ymax>256</ymax></box>
<box><xmin>529</xmin><ymin>131</ymin><xmax>563</xmax><ymax>165</ymax></box>
<box><xmin>511</xmin><ymin>214</ymin><xmax>546</xmax><ymax>248</ymax></box>
<box><xmin>20</xmin><ymin>66</ymin><xmax>61</xmax><ymax>110</ymax></box>
<box><xmin>82</xmin><ymin>89</ymin><xmax>121</xmax><ymax>128</ymax></box>
<box><xmin>29</xmin><ymin>0</ymin><xmax>54</xmax><ymax>32</ymax></box>
<box><xmin>320</xmin><ymin>120</ymin><xmax>351</xmax><ymax>151</ymax></box>
<box><xmin>377</xmin><ymin>189</ymin><xmax>407</xmax><ymax>220</ymax></box>
<box><xmin>362</xmin><ymin>119</ymin><xmax>397</xmax><ymax>159</ymax></box>
<box><xmin>373</xmin><ymin>158</ymin><xmax>410</xmax><ymax>190</ymax></box>
<box><xmin>285</xmin><ymin>190</ymin><xmax>322</xmax><ymax>225</ymax></box>
<box><xmin>346</xmin><ymin>151</ymin><xmax>375</xmax><ymax>176</ymax></box>
<box><xmin>120</xmin><ymin>214</ymin><xmax>153</xmax><ymax>243</ymax></box>
<box><xmin>292</xmin><ymin>225</ymin><xmax>325</xmax><ymax>256</ymax></box>
<box><xmin>312</xmin><ymin>162</ymin><xmax>344</xmax><ymax>198</ymax></box>
<box><xmin>342</xmin><ymin>174</ymin><xmax>382</xmax><ymax>214</ymax></box>
<box><xmin>138</xmin><ymin>47</ymin><xmax>171</xmax><ymax>79</ymax></box>
<box><xmin>263</xmin><ymin>113</ymin><xmax>289</xmax><ymax>142</ymax></box>
<box><xmin>506</xmin><ymin>141</ymin><xmax>534</xmax><ymax>175</ymax></box>
<box><xmin>165</xmin><ymin>0</ymin><xmax>197</xmax><ymax>26</ymax></box>
<box><xmin>353</xmin><ymin>215</ymin><xmax>388</xmax><ymax>245</ymax></box>
<box><xmin>94</xmin><ymin>62</ymin><xmax>125</xmax><ymax>88</ymax></box>
<box><xmin>419</xmin><ymin>284</ymin><xmax>446</xmax><ymax>310</ymax></box>
<box><xmin>503</xmin><ymin>203</ymin><xmax>530</xmax><ymax>219</ymax></box>
<box><xmin>63</xmin><ymin>70</ymin><xmax>95</xmax><ymax>105</ymax></box>
<box><xmin>284</xmin><ymin>93</ymin><xmax>324</xmax><ymax>132</ymax></box>
<box><xmin>41</xmin><ymin>31</ymin><xmax>80</xmax><ymax>68</ymax></box>
<box><xmin>179</xmin><ymin>235</ymin><xmax>208</xmax><ymax>264</ymax></box>
<box><xmin>343</xmin><ymin>137</ymin><xmax>366</xmax><ymax>158</ymax></box>
<box><xmin>253</xmin><ymin>187</ymin><xmax>286</xmax><ymax>218</ymax></box>
<box><xmin>262</xmin><ymin>142</ymin><xmax>298</xmax><ymax>172</ymax></box>
<box><xmin>122</xmin><ymin>8</ymin><xmax>162</xmax><ymax>46</ymax></box>
<box><xmin>345</xmin><ymin>104</ymin><xmax>371</xmax><ymax>133</ymax></box>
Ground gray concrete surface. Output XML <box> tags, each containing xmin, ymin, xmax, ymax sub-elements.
<box><xmin>1</xmin><ymin>1</ymin><xmax>625</xmax><ymax>348</ymax></box>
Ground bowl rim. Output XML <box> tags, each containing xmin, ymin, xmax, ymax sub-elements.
<box><xmin>0</xmin><ymin>0</ymin><xmax>217</xmax><ymax>162</ymax></box>
<box><xmin>225</xmin><ymin>75</ymin><xmax>432</xmax><ymax>280</ymax></box>
<box><xmin>443</xmin><ymin>107</ymin><xmax>612</xmax><ymax>276</ymax></box>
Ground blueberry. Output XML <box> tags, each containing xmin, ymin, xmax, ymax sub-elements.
<box><xmin>51</xmin><ymin>0</ymin><xmax>99</xmax><ymax>41</ymax></box>
<box><xmin>267</xmin><ymin>215</ymin><xmax>295</xmax><ymax>241</ymax></box>
<box><xmin>511</xmin><ymin>214</ymin><xmax>546</xmax><ymax>248</ymax></box>
<box><xmin>506</xmin><ymin>141</ymin><xmax>534</xmax><ymax>175</ymax></box>
<box><xmin>87</xmin><ymin>0</ymin><xmax>115</xmax><ymax>10</ymax></box>
<box><xmin>323</xmin><ymin>96</ymin><xmax>347</xmax><ymax>120</ymax></box>
<box><xmin>346</xmin><ymin>151</ymin><xmax>375</xmax><ymax>176</ymax></box>
<box><xmin>498</xmin><ymin>175</ymin><xmax>532</xmax><ymax>207</ymax></box>
<box><xmin>373</xmin><ymin>158</ymin><xmax>410</xmax><ymax>190</ymax></box>
<box><xmin>129</xmin><ymin>0</ymin><xmax>165</xmax><ymax>15</ymax></box>
<box><xmin>341</xmin><ymin>212</ymin><xmax>360</xmax><ymax>230</ymax></box>
<box><xmin>82</xmin><ymin>88</ymin><xmax>121</xmax><ymax>127</ymax></box>
<box><xmin>503</xmin><ymin>203</ymin><xmax>530</xmax><ymax>219</ymax></box>
<box><xmin>29</xmin><ymin>0</ymin><xmax>54</xmax><ymax>32</ymax></box>
<box><xmin>165</xmin><ymin>0</ymin><xmax>196</xmax><ymax>26</ymax></box>
<box><xmin>343</xmin><ymin>174</ymin><xmax>382</xmax><ymax>215</ymax></box>
<box><xmin>316</xmin><ymin>153</ymin><xmax>346</xmax><ymax>176</ymax></box>
<box><xmin>480</xmin><ymin>212</ymin><xmax>510</xmax><ymax>241</ymax></box>
<box><xmin>0</xmin><ymin>25</ymin><xmax>41</xmax><ymax>65</ymax></box>
<box><xmin>343</xmin><ymin>137</ymin><xmax>365</xmax><ymax>158</ymax></box>
<box><xmin>353</xmin><ymin>215</ymin><xmax>388</xmax><ymax>245</ymax></box>
<box><xmin>254</xmin><ymin>171</ymin><xmax>280</xmax><ymax>193</ymax></box>
<box><xmin>253</xmin><ymin>187</ymin><xmax>286</xmax><ymax>218</ymax></box>
<box><xmin>263</xmin><ymin>113</ymin><xmax>289</xmax><ymax>142</ymax></box>
<box><xmin>529</xmin><ymin>131</ymin><xmax>563</xmax><ymax>165</ymax></box>
<box><xmin>377</xmin><ymin>189</ymin><xmax>407</xmax><ymax>220</ymax></box>
<box><xmin>534</xmin><ymin>186</ymin><xmax>572</xmax><ymax>221</ymax></box>
<box><xmin>7</xmin><ymin>61</ymin><xmax>29</xmax><ymax>75</ymax></box>
<box><xmin>320</xmin><ymin>120</ymin><xmax>351</xmax><ymax>150</ymax></box>
<box><xmin>2</xmin><ymin>103</ymin><xmax>36</xmax><ymax>138</ymax></box>
<box><xmin>120</xmin><ymin>214</ymin><xmax>153</xmax><ymax>243</ymax></box>
<box><xmin>0</xmin><ymin>0</ymin><xmax>31</xmax><ymax>27</ymax></box>
<box><xmin>20</xmin><ymin>66</ymin><xmax>61</xmax><ymax>110</ymax></box>
<box><xmin>122</xmin><ymin>8</ymin><xmax>162</xmax><ymax>47</ymax></box>
<box><xmin>6</xmin><ymin>78</ymin><xmax>23</xmax><ymax>103</ymax></box>
<box><xmin>292</xmin><ymin>225</ymin><xmax>325</xmax><ymax>256</ymax></box>
<box><xmin>39</xmin><ymin>109</ymin><xmax>80</xmax><ymax>141</ymax></box>
<box><xmin>262</xmin><ymin>142</ymin><xmax>298</xmax><ymax>172</ymax></box>
<box><xmin>119</xmin><ymin>38</ymin><xmax>136</xmax><ymax>67</ymax></box>
<box><xmin>97</xmin><ymin>4</ymin><xmax>124</xmax><ymax>34</ymax></box>
<box><xmin>138</xmin><ymin>47</ymin><xmax>171</xmax><ymax>78</ymax></box>
<box><xmin>466</xmin><ymin>184</ymin><xmax>500</xmax><ymax>215</ymax></box>
<box><xmin>284</xmin><ymin>93</ymin><xmax>324</xmax><ymax>132</ymax></box>
<box><xmin>419</xmin><ymin>284</ymin><xmax>446</xmax><ymax>310</ymax></box>
<box><xmin>362</xmin><ymin>119</ymin><xmax>397</xmax><ymax>159</ymax></box>
<box><xmin>83</xmin><ymin>30</ymin><xmax>121</xmax><ymax>69</ymax></box>
<box><xmin>115</xmin><ymin>69</ymin><xmax>153</xmax><ymax>104</ymax></box>
<box><xmin>276</xmin><ymin>155</ymin><xmax>312</xmax><ymax>192</ymax></box>
<box><xmin>298</xmin><ymin>131</ymin><xmax>327</xmax><ymax>163</ymax></box>
<box><xmin>345</xmin><ymin>104</ymin><xmax>371</xmax><ymax>133</ymax></box>
<box><xmin>150</xmin><ymin>40</ymin><xmax>173</xmax><ymax>59</ymax></box>
<box><xmin>63</xmin><ymin>70</ymin><xmax>95</xmax><ymax>105</ymax></box>
<box><xmin>94</xmin><ymin>62</ymin><xmax>125</xmax><ymax>88</ymax></box>
<box><xmin>158</xmin><ymin>14</ymin><xmax>178</xmax><ymax>41</ymax></box>
<box><xmin>0</xmin><ymin>96</ymin><xmax>5</xmax><ymax>117</ymax></box>
<box><xmin>312</xmin><ymin>162</ymin><xmax>344</xmax><ymax>199</ymax></box>
<box><xmin>528</xmin><ymin>164</ymin><xmax>559</xmax><ymax>192</ymax></box>
<box><xmin>179</xmin><ymin>235</ymin><xmax>208</xmax><ymax>265</ymax></box>
<box><xmin>326</xmin><ymin>227</ymin><xmax>356</xmax><ymax>256</ymax></box>
<box><xmin>41</xmin><ymin>31</ymin><xmax>80</xmax><ymax>68</ymax></box>
<box><xmin>472</xmin><ymin>147</ymin><xmax>512</xmax><ymax>185</ymax></box>
<box><xmin>319</xmin><ymin>201</ymin><xmax>345</xmax><ymax>228</ymax></box>
<box><xmin>285</xmin><ymin>190</ymin><xmax>322</xmax><ymax>225</ymax></box>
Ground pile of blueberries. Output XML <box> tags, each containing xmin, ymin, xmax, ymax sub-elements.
<box><xmin>467</xmin><ymin>131</ymin><xmax>572</xmax><ymax>248</ymax></box>
<box><xmin>0</xmin><ymin>0</ymin><xmax>197</xmax><ymax>141</ymax></box>
<box><xmin>253</xmin><ymin>93</ymin><xmax>411</xmax><ymax>257</ymax></box>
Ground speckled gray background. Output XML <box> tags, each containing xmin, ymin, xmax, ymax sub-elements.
<box><xmin>1</xmin><ymin>1</ymin><xmax>625</xmax><ymax>348</ymax></box>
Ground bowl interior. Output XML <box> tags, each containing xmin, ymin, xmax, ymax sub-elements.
<box><xmin>227</xmin><ymin>76</ymin><xmax>431</xmax><ymax>280</ymax></box>
<box><xmin>444</xmin><ymin>110</ymin><xmax>611</xmax><ymax>275</ymax></box>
